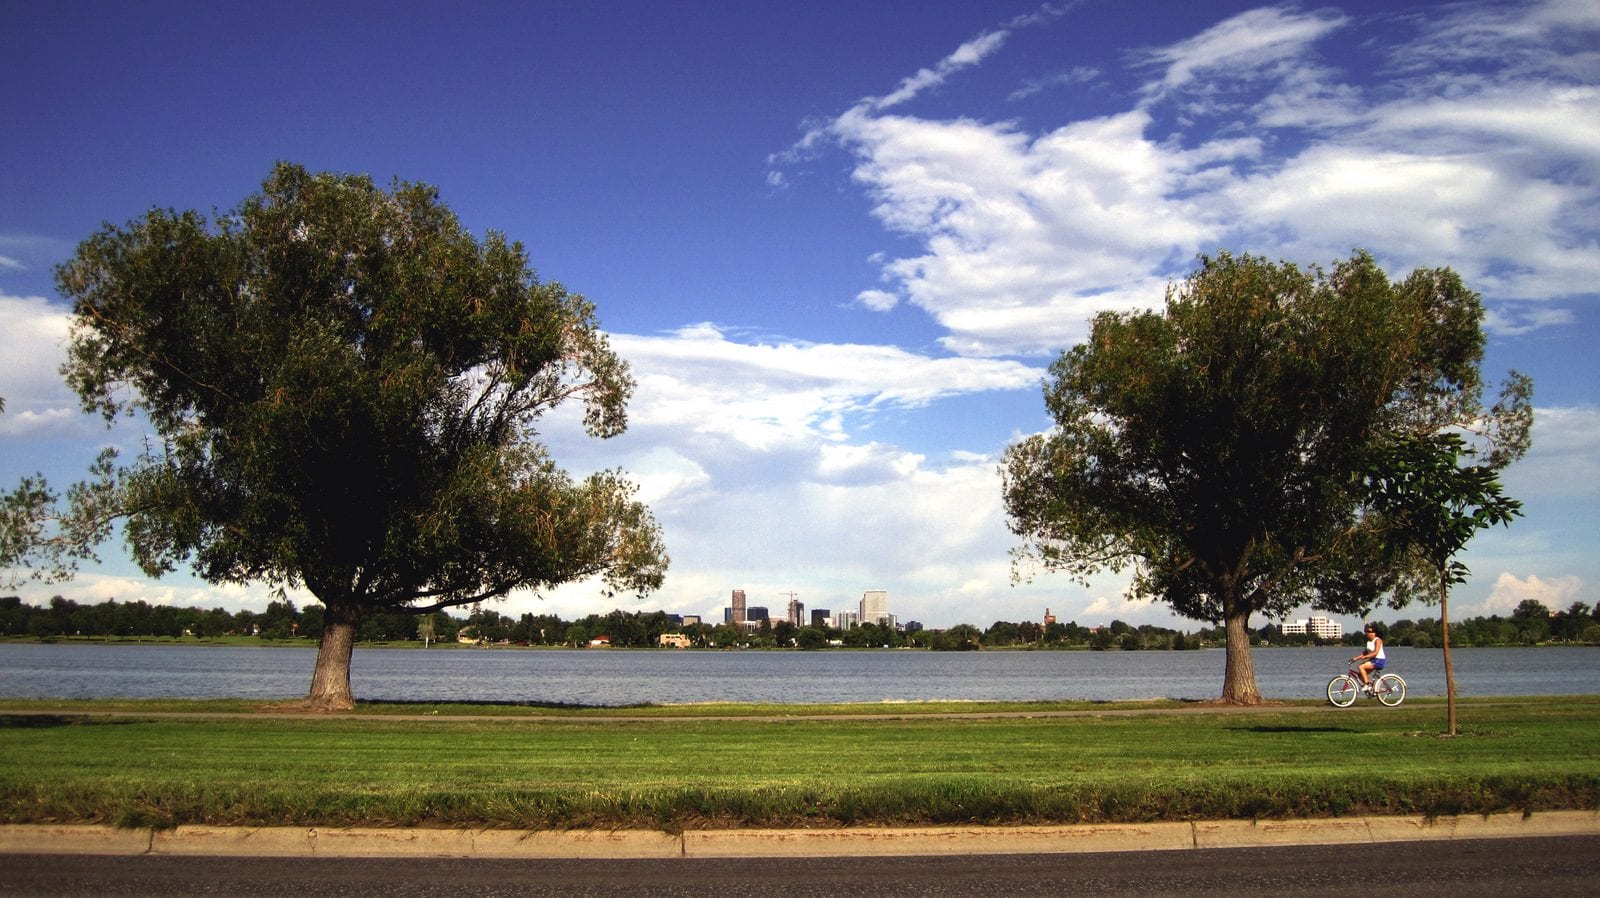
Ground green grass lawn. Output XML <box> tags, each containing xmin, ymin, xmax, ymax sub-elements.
<box><xmin>2</xmin><ymin>698</ymin><xmax>1596</xmax><ymax>831</ymax></box>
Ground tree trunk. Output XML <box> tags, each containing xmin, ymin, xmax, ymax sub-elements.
<box><xmin>1440</xmin><ymin>576</ymin><xmax>1458</xmax><ymax>736</ymax></box>
<box><xmin>305</xmin><ymin>600</ymin><xmax>360</xmax><ymax>711</ymax></box>
<box><xmin>1220</xmin><ymin>605</ymin><xmax>1264</xmax><ymax>704</ymax></box>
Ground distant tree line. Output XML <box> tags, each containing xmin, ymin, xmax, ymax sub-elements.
<box><xmin>3</xmin><ymin>594</ymin><xmax>1595</xmax><ymax>649</ymax></box>
<box><xmin>1358</xmin><ymin>600</ymin><xmax>1599</xmax><ymax>648</ymax></box>
<box><xmin>1252</xmin><ymin>599</ymin><xmax>1599</xmax><ymax>648</ymax></box>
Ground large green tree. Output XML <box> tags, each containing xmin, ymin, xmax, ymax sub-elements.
<box><xmin>55</xmin><ymin>163</ymin><xmax>668</xmax><ymax>709</ymax></box>
<box><xmin>1001</xmin><ymin>251</ymin><xmax>1529</xmax><ymax>704</ymax></box>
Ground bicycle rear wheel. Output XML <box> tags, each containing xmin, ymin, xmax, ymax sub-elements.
<box><xmin>1376</xmin><ymin>674</ymin><xmax>1406</xmax><ymax>706</ymax></box>
<box><xmin>1327</xmin><ymin>675</ymin><xmax>1358</xmax><ymax>707</ymax></box>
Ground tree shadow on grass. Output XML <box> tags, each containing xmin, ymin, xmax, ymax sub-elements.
<box><xmin>355</xmin><ymin>698</ymin><xmax>651</xmax><ymax>711</ymax></box>
<box><xmin>0</xmin><ymin>714</ymin><xmax>139</xmax><ymax>729</ymax></box>
<box><xmin>1233</xmin><ymin>724</ymin><xmax>1361</xmax><ymax>734</ymax></box>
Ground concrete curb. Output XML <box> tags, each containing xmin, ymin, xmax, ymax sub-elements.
<box><xmin>3</xmin><ymin>811</ymin><xmax>1597</xmax><ymax>859</ymax></box>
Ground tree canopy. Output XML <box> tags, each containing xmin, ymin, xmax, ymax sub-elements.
<box><xmin>54</xmin><ymin>163</ymin><xmax>668</xmax><ymax>708</ymax></box>
<box><xmin>1001</xmin><ymin>251</ymin><xmax>1530</xmax><ymax>703</ymax></box>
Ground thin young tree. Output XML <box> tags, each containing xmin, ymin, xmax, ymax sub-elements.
<box><xmin>55</xmin><ymin>163</ymin><xmax>668</xmax><ymax>709</ymax></box>
<box><xmin>1365</xmin><ymin>433</ymin><xmax>1525</xmax><ymax>734</ymax></box>
<box><xmin>1002</xmin><ymin>251</ymin><xmax>1530</xmax><ymax>704</ymax></box>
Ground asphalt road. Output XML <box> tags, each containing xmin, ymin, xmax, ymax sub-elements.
<box><xmin>2</xmin><ymin>836</ymin><xmax>1595</xmax><ymax>897</ymax></box>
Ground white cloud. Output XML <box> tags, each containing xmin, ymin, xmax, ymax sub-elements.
<box><xmin>0</xmin><ymin>294</ymin><xmax>70</xmax><ymax>399</ymax></box>
<box><xmin>771</xmin><ymin>0</ymin><xmax>1599</xmax><ymax>359</ymax></box>
<box><xmin>620</xmin><ymin>446</ymin><xmax>713</xmax><ymax>507</ymax></box>
<box><xmin>503</xmin><ymin>323</ymin><xmax>1062</xmax><ymax>625</ymax></box>
<box><xmin>0</xmin><ymin>293</ymin><xmax>97</xmax><ymax>438</ymax></box>
<box><xmin>1484</xmin><ymin>305</ymin><xmax>1575</xmax><ymax>335</ymax></box>
<box><xmin>1081</xmin><ymin>592</ymin><xmax>1153</xmax><ymax>623</ymax></box>
<box><xmin>830</xmin><ymin>107</ymin><xmax>1241</xmax><ymax>354</ymax></box>
<box><xmin>1501</xmin><ymin>405</ymin><xmax>1600</xmax><ymax>498</ymax></box>
<box><xmin>1478</xmin><ymin>571</ymin><xmax>1584</xmax><ymax>615</ymax></box>
<box><xmin>1136</xmin><ymin>6</ymin><xmax>1349</xmax><ymax>100</ymax></box>
<box><xmin>609</xmin><ymin>323</ymin><xmax>1040</xmax><ymax>448</ymax></box>
<box><xmin>876</xmin><ymin>30</ymin><xmax>1010</xmax><ymax>111</ymax></box>
<box><xmin>856</xmin><ymin>289</ymin><xmax>900</xmax><ymax>312</ymax></box>
<box><xmin>11</xmin><ymin>571</ymin><xmax>315</xmax><ymax>614</ymax></box>
<box><xmin>1008</xmin><ymin>66</ymin><xmax>1099</xmax><ymax>102</ymax></box>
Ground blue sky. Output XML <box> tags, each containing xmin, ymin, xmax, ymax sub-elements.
<box><xmin>3</xmin><ymin>0</ymin><xmax>1596</xmax><ymax>630</ymax></box>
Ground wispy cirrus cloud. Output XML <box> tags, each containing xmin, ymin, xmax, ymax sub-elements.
<box><xmin>1134</xmin><ymin>5</ymin><xmax>1349</xmax><ymax>101</ymax></box>
<box><xmin>766</xmin><ymin>3</ymin><xmax>1074</xmax><ymax>186</ymax></box>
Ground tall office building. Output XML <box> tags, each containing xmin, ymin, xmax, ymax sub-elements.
<box><xmin>787</xmin><ymin>597</ymin><xmax>805</xmax><ymax>627</ymax></box>
<box><xmin>730</xmin><ymin>589</ymin><xmax>747</xmax><ymax>625</ymax></box>
<box><xmin>860</xmin><ymin>589</ymin><xmax>890</xmax><ymax>626</ymax></box>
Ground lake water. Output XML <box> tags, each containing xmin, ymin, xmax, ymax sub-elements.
<box><xmin>1</xmin><ymin>643</ymin><xmax>1594</xmax><ymax>704</ymax></box>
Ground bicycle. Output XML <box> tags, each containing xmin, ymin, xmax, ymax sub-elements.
<box><xmin>1327</xmin><ymin>663</ymin><xmax>1406</xmax><ymax>707</ymax></box>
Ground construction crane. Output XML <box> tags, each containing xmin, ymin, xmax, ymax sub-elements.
<box><xmin>778</xmin><ymin>591</ymin><xmax>801</xmax><ymax>627</ymax></box>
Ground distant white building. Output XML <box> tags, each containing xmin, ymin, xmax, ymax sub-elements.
<box><xmin>1282</xmin><ymin>615</ymin><xmax>1343</xmax><ymax>640</ymax></box>
<box><xmin>860</xmin><ymin>589</ymin><xmax>891</xmax><ymax>627</ymax></box>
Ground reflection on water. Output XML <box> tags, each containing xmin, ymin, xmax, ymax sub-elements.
<box><xmin>1</xmin><ymin>642</ymin><xmax>1594</xmax><ymax>704</ymax></box>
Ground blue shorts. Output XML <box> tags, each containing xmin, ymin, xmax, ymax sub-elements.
<box><xmin>1371</xmin><ymin>658</ymin><xmax>1385</xmax><ymax>670</ymax></box>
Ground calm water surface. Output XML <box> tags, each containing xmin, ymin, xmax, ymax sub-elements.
<box><xmin>1</xmin><ymin>642</ymin><xmax>1594</xmax><ymax>704</ymax></box>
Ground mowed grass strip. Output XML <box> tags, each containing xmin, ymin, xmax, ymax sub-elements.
<box><xmin>2</xmin><ymin>699</ymin><xmax>1596</xmax><ymax>831</ymax></box>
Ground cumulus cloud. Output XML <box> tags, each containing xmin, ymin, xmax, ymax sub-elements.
<box><xmin>1478</xmin><ymin>571</ymin><xmax>1584</xmax><ymax>615</ymax></box>
<box><xmin>1081</xmin><ymin>593</ymin><xmax>1153</xmax><ymax>622</ymax></box>
<box><xmin>856</xmin><ymin>289</ymin><xmax>900</xmax><ymax>312</ymax></box>
<box><xmin>509</xmin><ymin>323</ymin><xmax>1059</xmax><ymax>624</ymax></box>
<box><xmin>0</xmin><ymin>293</ymin><xmax>93</xmax><ymax>437</ymax></box>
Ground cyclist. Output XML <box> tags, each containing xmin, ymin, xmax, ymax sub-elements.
<box><xmin>1351</xmin><ymin>623</ymin><xmax>1386</xmax><ymax>693</ymax></box>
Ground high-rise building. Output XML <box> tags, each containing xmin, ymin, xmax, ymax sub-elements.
<box><xmin>787</xmin><ymin>597</ymin><xmax>805</xmax><ymax>627</ymax></box>
<box><xmin>747</xmin><ymin>605</ymin><xmax>769</xmax><ymax>622</ymax></box>
<box><xmin>810</xmin><ymin>609</ymin><xmax>830</xmax><ymax>628</ymax></box>
<box><xmin>730</xmin><ymin>589</ymin><xmax>747</xmax><ymax>625</ymax></box>
<box><xmin>860</xmin><ymin>589</ymin><xmax>890</xmax><ymax>626</ymax></box>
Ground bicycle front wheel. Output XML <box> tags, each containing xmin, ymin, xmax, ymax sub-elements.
<box><xmin>1376</xmin><ymin>674</ymin><xmax>1406</xmax><ymax>706</ymax></box>
<box><xmin>1327</xmin><ymin>675</ymin><xmax>1359</xmax><ymax>707</ymax></box>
